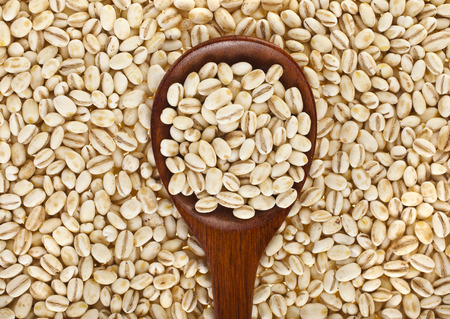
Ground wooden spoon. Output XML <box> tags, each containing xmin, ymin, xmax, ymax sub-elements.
<box><xmin>151</xmin><ymin>36</ymin><xmax>317</xmax><ymax>319</ymax></box>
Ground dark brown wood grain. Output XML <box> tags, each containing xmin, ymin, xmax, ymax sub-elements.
<box><xmin>151</xmin><ymin>36</ymin><xmax>317</xmax><ymax>319</ymax></box>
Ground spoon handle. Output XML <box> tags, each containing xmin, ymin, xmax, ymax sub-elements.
<box><xmin>209</xmin><ymin>242</ymin><xmax>257</xmax><ymax>317</ymax></box>
<box><xmin>200</xmin><ymin>229</ymin><xmax>271</xmax><ymax>319</ymax></box>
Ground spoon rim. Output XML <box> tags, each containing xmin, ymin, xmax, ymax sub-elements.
<box><xmin>151</xmin><ymin>35</ymin><xmax>317</xmax><ymax>231</ymax></box>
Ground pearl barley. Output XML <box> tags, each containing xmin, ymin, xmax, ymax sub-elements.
<box><xmin>162</xmin><ymin>63</ymin><xmax>311</xmax><ymax>218</ymax></box>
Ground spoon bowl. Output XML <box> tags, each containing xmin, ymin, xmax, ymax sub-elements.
<box><xmin>151</xmin><ymin>36</ymin><xmax>316</xmax><ymax>318</ymax></box>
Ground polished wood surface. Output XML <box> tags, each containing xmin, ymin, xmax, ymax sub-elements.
<box><xmin>151</xmin><ymin>36</ymin><xmax>317</xmax><ymax>319</ymax></box>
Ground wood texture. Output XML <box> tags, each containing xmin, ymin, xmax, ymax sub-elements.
<box><xmin>151</xmin><ymin>36</ymin><xmax>317</xmax><ymax>319</ymax></box>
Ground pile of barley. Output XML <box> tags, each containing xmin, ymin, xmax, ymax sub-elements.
<box><xmin>161</xmin><ymin>63</ymin><xmax>312</xmax><ymax>219</ymax></box>
<box><xmin>0</xmin><ymin>0</ymin><xmax>448</xmax><ymax>318</ymax></box>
